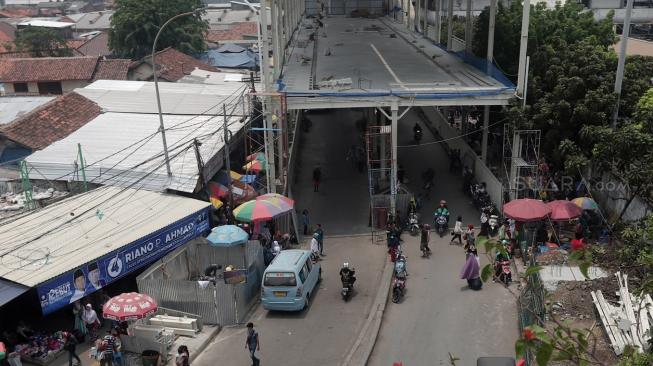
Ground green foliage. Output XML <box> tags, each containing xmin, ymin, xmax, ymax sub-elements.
<box><xmin>109</xmin><ymin>0</ymin><xmax>208</xmax><ymax>60</ymax></box>
<box><xmin>618</xmin><ymin>349</ymin><xmax>653</xmax><ymax>366</ymax></box>
<box><xmin>634</xmin><ymin>88</ymin><xmax>653</xmax><ymax>131</ymax></box>
<box><xmin>15</xmin><ymin>27</ymin><xmax>72</xmax><ymax>57</ymax></box>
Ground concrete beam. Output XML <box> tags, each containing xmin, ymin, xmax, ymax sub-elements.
<box><xmin>516</xmin><ymin>0</ymin><xmax>531</xmax><ymax>96</ymax></box>
<box><xmin>286</xmin><ymin>95</ymin><xmax>513</xmax><ymax>110</ymax></box>
<box><xmin>481</xmin><ymin>0</ymin><xmax>497</xmax><ymax>163</ymax></box>
<box><xmin>446</xmin><ymin>0</ymin><xmax>454</xmax><ymax>51</ymax></box>
<box><xmin>465</xmin><ymin>0</ymin><xmax>472</xmax><ymax>52</ymax></box>
<box><xmin>435</xmin><ymin>0</ymin><xmax>441</xmax><ymax>43</ymax></box>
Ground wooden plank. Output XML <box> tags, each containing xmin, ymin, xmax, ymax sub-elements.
<box><xmin>598</xmin><ymin>290</ymin><xmax>628</xmax><ymax>354</ymax></box>
<box><xmin>592</xmin><ymin>291</ymin><xmax>620</xmax><ymax>353</ymax></box>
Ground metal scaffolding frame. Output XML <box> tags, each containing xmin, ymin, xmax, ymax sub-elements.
<box><xmin>366</xmin><ymin>124</ymin><xmax>393</xmax><ymax>244</ymax></box>
<box><xmin>502</xmin><ymin>125</ymin><xmax>541</xmax><ymax>200</ymax></box>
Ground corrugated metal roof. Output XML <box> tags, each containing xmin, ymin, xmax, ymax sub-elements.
<box><xmin>0</xmin><ymin>96</ymin><xmax>55</xmax><ymax>125</ymax></box>
<box><xmin>75</xmin><ymin>80</ymin><xmax>252</xmax><ymax>115</ymax></box>
<box><xmin>0</xmin><ymin>186</ymin><xmax>210</xmax><ymax>287</ymax></box>
<box><xmin>26</xmin><ymin>112</ymin><xmax>246</xmax><ymax>192</ymax></box>
<box><xmin>18</xmin><ymin>20</ymin><xmax>75</xmax><ymax>28</ymax></box>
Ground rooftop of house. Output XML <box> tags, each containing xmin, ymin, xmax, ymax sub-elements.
<box><xmin>92</xmin><ymin>58</ymin><xmax>130</xmax><ymax>80</ymax></box>
<box><xmin>132</xmin><ymin>47</ymin><xmax>219</xmax><ymax>82</ymax></box>
<box><xmin>0</xmin><ymin>92</ymin><xmax>101</xmax><ymax>150</ymax></box>
<box><xmin>206</xmin><ymin>22</ymin><xmax>257</xmax><ymax>43</ymax></box>
<box><xmin>0</xmin><ymin>56</ymin><xmax>128</xmax><ymax>82</ymax></box>
<box><xmin>0</xmin><ymin>96</ymin><xmax>55</xmax><ymax>125</ymax></box>
<box><xmin>17</xmin><ymin>20</ymin><xmax>75</xmax><ymax>28</ymax></box>
<box><xmin>66</xmin><ymin>31</ymin><xmax>110</xmax><ymax>56</ymax></box>
<box><xmin>70</xmin><ymin>10</ymin><xmax>113</xmax><ymax>30</ymax></box>
<box><xmin>0</xmin><ymin>22</ymin><xmax>16</xmax><ymax>53</ymax></box>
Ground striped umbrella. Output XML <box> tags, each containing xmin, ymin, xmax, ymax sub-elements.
<box><xmin>233</xmin><ymin>199</ymin><xmax>290</xmax><ymax>222</ymax></box>
<box><xmin>243</xmin><ymin>160</ymin><xmax>265</xmax><ymax>173</ymax></box>
<box><xmin>572</xmin><ymin>197</ymin><xmax>599</xmax><ymax>211</ymax></box>
<box><xmin>257</xmin><ymin>193</ymin><xmax>295</xmax><ymax>208</ymax></box>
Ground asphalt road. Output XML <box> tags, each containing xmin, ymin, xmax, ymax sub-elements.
<box><xmin>368</xmin><ymin>109</ymin><xmax>518</xmax><ymax>366</ymax></box>
<box><xmin>192</xmin><ymin>236</ymin><xmax>387</xmax><ymax>366</ymax></box>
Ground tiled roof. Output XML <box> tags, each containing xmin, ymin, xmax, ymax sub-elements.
<box><xmin>0</xmin><ymin>22</ymin><xmax>16</xmax><ymax>53</ymax></box>
<box><xmin>0</xmin><ymin>56</ymin><xmax>99</xmax><ymax>82</ymax></box>
<box><xmin>76</xmin><ymin>32</ymin><xmax>110</xmax><ymax>56</ymax></box>
<box><xmin>92</xmin><ymin>59</ymin><xmax>130</xmax><ymax>80</ymax></box>
<box><xmin>206</xmin><ymin>22</ymin><xmax>258</xmax><ymax>43</ymax></box>
<box><xmin>137</xmin><ymin>48</ymin><xmax>219</xmax><ymax>82</ymax></box>
<box><xmin>0</xmin><ymin>92</ymin><xmax>101</xmax><ymax>150</ymax></box>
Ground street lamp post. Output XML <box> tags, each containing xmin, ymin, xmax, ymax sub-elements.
<box><xmin>152</xmin><ymin>9</ymin><xmax>203</xmax><ymax>177</ymax></box>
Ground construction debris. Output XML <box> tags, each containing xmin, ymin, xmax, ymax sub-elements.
<box><xmin>591</xmin><ymin>272</ymin><xmax>653</xmax><ymax>355</ymax></box>
<box><xmin>0</xmin><ymin>188</ymin><xmax>68</xmax><ymax>211</ymax></box>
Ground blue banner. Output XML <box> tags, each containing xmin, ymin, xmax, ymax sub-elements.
<box><xmin>37</xmin><ymin>207</ymin><xmax>210</xmax><ymax>315</ymax></box>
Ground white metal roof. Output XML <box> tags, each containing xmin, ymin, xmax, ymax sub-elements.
<box><xmin>26</xmin><ymin>112</ymin><xmax>246</xmax><ymax>192</ymax></box>
<box><xmin>18</xmin><ymin>20</ymin><xmax>75</xmax><ymax>28</ymax></box>
<box><xmin>0</xmin><ymin>96</ymin><xmax>55</xmax><ymax>125</ymax></box>
<box><xmin>75</xmin><ymin>79</ymin><xmax>252</xmax><ymax>115</ymax></box>
<box><xmin>0</xmin><ymin>186</ymin><xmax>210</xmax><ymax>287</ymax></box>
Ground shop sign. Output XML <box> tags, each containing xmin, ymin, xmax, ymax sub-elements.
<box><xmin>37</xmin><ymin>207</ymin><xmax>210</xmax><ymax>315</ymax></box>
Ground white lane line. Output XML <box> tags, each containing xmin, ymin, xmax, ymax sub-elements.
<box><xmin>370</xmin><ymin>43</ymin><xmax>404</xmax><ymax>87</ymax></box>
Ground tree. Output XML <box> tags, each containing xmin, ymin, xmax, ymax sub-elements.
<box><xmin>14</xmin><ymin>27</ymin><xmax>73</xmax><ymax>57</ymax></box>
<box><xmin>108</xmin><ymin>0</ymin><xmax>208</xmax><ymax>60</ymax></box>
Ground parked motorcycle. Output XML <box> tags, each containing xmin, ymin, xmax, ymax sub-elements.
<box><xmin>408</xmin><ymin>212</ymin><xmax>420</xmax><ymax>236</ymax></box>
<box><xmin>392</xmin><ymin>253</ymin><xmax>407</xmax><ymax>303</ymax></box>
<box><xmin>435</xmin><ymin>215</ymin><xmax>447</xmax><ymax>238</ymax></box>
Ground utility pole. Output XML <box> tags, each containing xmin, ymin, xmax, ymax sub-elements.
<box><xmin>481</xmin><ymin>0</ymin><xmax>497</xmax><ymax>164</ymax></box>
<box><xmin>77</xmin><ymin>143</ymin><xmax>88</xmax><ymax>192</ymax></box>
<box><xmin>612</xmin><ymin>0</ymin><xmax>634</xmax><ymax>129</ymax></box>
<box><xmin>223</xmin><ymin>105</ymin><xmax>233</xmax><ymax>208</ymax></box>
<box><xmin>19</xmin><ymin>161</ymin><xmax>34</xmax><ymax>210</ymax></box>
<box><xmin>516</xmin><ymin>0</ymin><xmax>531</xmax><ymax>97</ymax></box>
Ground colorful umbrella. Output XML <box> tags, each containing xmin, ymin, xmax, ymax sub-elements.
<box><xmin>102</xmin><ymin>292</ymin><xmax>157</xmax><ymax>321</ymax></box>
<box><xmin>503</xmin><ymin>198</ymin><xmax>551</xmax><ymax>222</ymax></box>
<box><xmin>572</xmin><ymin>197</ymin><xmax>599</xmax><ymax>211</ymax></box>
<box><xmin>246</xmin><ymin>152</ymin><xmax>266</xmax><ymax>162</ymax></box>
<box><xmin>206</xmin><ymin>225</ymin><xmax>249</xmax><ymax>247</ymax></box>
<box><xmin>547</xmin><ymin>200</ymin><xmax>583</xmax><ymax>221</ymax></box>
<box><xmin>243</xmin><ymin>160</ymin><xmax>265</xmax><ymax>173</ymax></box>
<box><xmin>257</xmin><ymin>193</ymin><xmax>295</xmax><ymax>207</ymax></box>
<box><xmin>208</xmin><ymin>181</ymin><xmax>230</xmax><ymax>198</ymax></box>
<box><xmin>233</xmin><ymin>199</ymin><xmax>290</xmax><ymax>222</ymax></box>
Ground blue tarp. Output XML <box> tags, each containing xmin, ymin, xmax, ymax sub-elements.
<box><xmin>0</xmin><ymin>147</ymin><xmax>31</xmax><ymax>164</ymax></box>
<box><xmin>201</xmin><ymin>46</ymin><xmax>259</xmax><ymax>70</ymax></box>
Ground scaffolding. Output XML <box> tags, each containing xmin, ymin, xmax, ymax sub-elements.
<box><xmin>502</xmin><ymin>125</ymin><xmax>541</xmax><ymax>200</ymax></box>
<box><xmin>245</xmin><ymin>92</ymin><xmax>289</xmax><ymax>194</ymax></box>
<box><xmin>366</xmin><ymin>125</ymin><xmax>393</xmax><ymax>244</ymax></box>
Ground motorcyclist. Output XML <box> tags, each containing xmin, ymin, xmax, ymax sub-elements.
<box><xmin>339</xmin><ymin>263</ymin><xmax>356</xmax><ymax>287</ymax></box>
<box><xmin>494</xmin><ymin>240</ymin><xmax>511</xmax><ymax>279</ymax></box>
<box><xmin>435</xmin><ymin>200</ymin><xmax>450</xmax><ymax>224</ymax></box>
<box><xmin>420</xmin><ymin>224</ymin><xmax>431</xmax><ymax>255</ymax></box>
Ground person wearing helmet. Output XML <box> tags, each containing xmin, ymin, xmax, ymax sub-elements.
<box><xmin>434</xmin><ymin>200</ymin><xmax>450</xmax><ymax>226</ymax></box>
<box><xmin>339</xmin><ymin>262</ymin><xmax>356</xmax><ymax>287</ymax></box>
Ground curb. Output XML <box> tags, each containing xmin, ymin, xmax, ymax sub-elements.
<box><xmin>340</xmin><ymin>258</ymin><xmax>394</xmax><ymax>366</ymax></box>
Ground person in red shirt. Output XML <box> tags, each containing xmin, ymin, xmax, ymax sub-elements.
<box><xmin>571</xmin><ymin>232</ymin><xmax>585</xmax><ymax>251</ymax></box>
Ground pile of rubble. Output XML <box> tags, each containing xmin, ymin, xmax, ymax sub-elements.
<box><xmin>0</xmin><ymin>188</ymin><xmax>68</xmax><ymax>212</ymax></box>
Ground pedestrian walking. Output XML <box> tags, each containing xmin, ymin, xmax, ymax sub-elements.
<box><xmin>302</xmin><ymin>209</ymin><xmax>310</xmax><ymax>235</ymax></box>
<box><xmin>315</xmin><ymin>224</ymin><xmax>324</xmax><ymax>255</ymax></box>
<box><xmin>64</xmin><ymin>331</ymin><xmax>80</xmax><ymax>366</ymax></box>
<box><xmin>312</xmin><ymin>166</ymin><xmax>321</xmax><ymax>192</ymax></box>
<box><xmin>175</xmin><ymin>345</ymin><xmax>190</xmax><ymax>366</ymax></box>
<box><xmin>83</xmin><ymin>304</ymin><xmax>100</xmax><ymax>342</ymax></box>
<box><xmin>450</xmin><ymin>216</ymin><xmax>463</xmax><ymax>245</ymax></box>
<box><xmin>245</xmin><ymin>322</ymin><xmax>260</xmax><ymax>366</ymax></box>
<box><xmin>98</xmin><ymin>330</ymin><xmax>117</xmax><ymax>366</ymax></box>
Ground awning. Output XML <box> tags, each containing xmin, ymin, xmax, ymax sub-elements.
<box><xmin>0</xmin><ymin>279</ymin><xmax>29</xmax><ymax>307</ymax></box>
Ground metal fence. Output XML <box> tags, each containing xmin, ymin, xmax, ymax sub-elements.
<box><xmin>518</xmin><ymin>270</ymin><xmax>546</xmax><ymax>366</ymax></box>
<box><xmin>137</xmin><ymin>240</ymin><xmax>264</xmax><ymax>326</ymax></box>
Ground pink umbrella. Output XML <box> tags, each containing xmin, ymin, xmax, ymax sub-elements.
<box><xmin>503</xmin><ymin>199</ymin><xmax>551</xmax><ymax>222</ymax></box>
<box><xmin>102</xmin><ymin>292</ymin><xmax>157</xmax><ymax>321</ymax></box>
<box><xmin>547</xmin><ymin>200</ymin><xmax>583</xmax><ymax>221</ymax></box>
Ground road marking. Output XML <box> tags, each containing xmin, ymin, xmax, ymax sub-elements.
<box><xmin>370</xmin><ymin>43</ymin><xmax>404</xmax><ymax>87</ymax></box>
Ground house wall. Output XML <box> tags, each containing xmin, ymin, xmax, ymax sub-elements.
<box><xmin>590</xmin><ymin>0</ymin><xmax>622</xmax><ymax>8</ymax></box>
<box><xmin>61</xmin><ymin>79</ymin><xmax>89</xmax><ymax>92</ymax></box>
<box><xmin>3</xmin><ymin>82</ymin><xmax>39</xmax><ymax>94</ymax></box>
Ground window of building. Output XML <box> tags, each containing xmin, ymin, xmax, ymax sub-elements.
<box><xmin>13</xmin><ymin>83</ymin><xmax>28</xmax><ymax>93</ymax></box>
<box><xmin>37</xmin><ymin>82</ymin><xmax>63</xmax><ymax>95</ymax></box>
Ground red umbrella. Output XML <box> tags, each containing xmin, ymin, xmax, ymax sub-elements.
<box><xmin>547</xmin><ymin>200</ymin><xmax>583</xmax><ymax>221</ymax></box>
<box><xmin>502</xmin><ymin>199</ymin><xmax>551</xmax><ymax>222</ymax></box>
<box><xmin>102</xmin><ymin>292</ymin><xmax>157</xmax><ymax>321</ymax></box>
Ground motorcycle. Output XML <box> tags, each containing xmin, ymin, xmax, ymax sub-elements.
<box><xmin>435</xmin><ymin>215</ymin><xmax>448</xmax><ymax>238</ymax></box>
<box><xmin>408</xmin><ymin>212</ymin><xmax>420</xmax><ymax>236</ymax></box>
<box><xmin>495</xmin><ymin>259</ymin><xmax>512</xmax><ymax>285</ymax></box>
<box><xmin>488</xmin><ymin>213</ymin><xmax>499</xmax><ymax>237</ymax></box>
<box><xmin>340</xmin><ymin>269</ymin><xmax>356</xmax><ymax>301</ymax></box>
<box><xmin>414</xmin><ymin>128</ymin><xmax>423</xmax><ymax>144</ymax></box>
<box><xmin>471</xmin><ymin>183</ymin><xmax>491</xmax><ymax>208</ymax></box>
<box><xmin>392</xmin><ymin>254</ymin><xmax>407</xmax><ymax>303</ymax></box>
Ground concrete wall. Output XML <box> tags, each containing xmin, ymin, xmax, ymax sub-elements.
<box><xmin>61</xmin><ymin>80</ymin><xmax>89</xmax><ymax>92</ymax></box>
<box><xmin>3</xmin><ymin>82</ymin><xmax>39</xmax><ymax>94</ymax></box>
<box><xmin>592</xmin><ymin>173</ymin><xmax>652</xmax><ymax>222</ymax></box>
<box><xmin>590</xmin><ymin>0</ymin><xmax>621</xmax><ymax>8</ymax></box>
